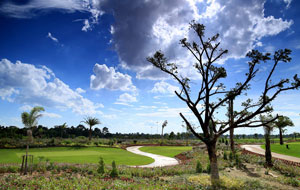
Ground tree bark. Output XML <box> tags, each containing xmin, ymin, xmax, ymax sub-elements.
<box><xmin>279</xmin><ymin>128</ymin><xmax>284</xmax><ymax>145</ymax></box>
<box><xmin>229</xmin><ymin>98</ymin><xmax>235</xmax><ymax>153</ymax></box>
<box><xmin>264</xmin><ymin>126</ymin><xmax>273</xmax><ymax>167</ymax></box>
<box><xmin>206</xmin><ymin>141</ymin><xmax>220</xmax><ymax>187</ymax></box>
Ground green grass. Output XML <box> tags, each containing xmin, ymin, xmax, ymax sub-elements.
<box><xmin>139</xmin><ymin>146</ymin><xmax>192</xmax><ymax>157</ymax></box>
<box><xmin>261</xmin><ymin>142</ymin><xmax>300</xmax><ymax>158</ymax></box>
<box><xmin>0</xmin><ymin>147</ymin><xmax>154</xmax><ymax>165</ymax></box>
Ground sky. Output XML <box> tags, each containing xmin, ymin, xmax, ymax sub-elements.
<box><xmin>0</xmin><ymin>0</ymin><xmax>300</xmax><ymax>135</ymax></box>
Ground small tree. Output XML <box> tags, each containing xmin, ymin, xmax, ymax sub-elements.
<box><xmin>21</xmin><ymin>106</ymin><xmax>45</xmax><ymax>174</ymax></box>
<box><xmin>81</xmin><ymin>117</ymin><xmax>101</xmax><ymax>141</ymax></box>
<box><xmin>147</xmin><ymin>21</ymin><xmax>300</xmax><ymax>185</ymax></box>
<box><xmin>110</xmin><ymin>161</ymin><xmax>118</xmax><ymax>178</ymax></box>
<box><xmin>275</xmin><ymin>116</ymin><xmax>294</xmax><ymax>145</ymax></box>
<box><xmin>260</xmin><ymin>115</ymin><xmax>275</xmax><ymax>167</ymax></box>
<box><xmin>97</xmin><ymin>157</ymin><xmax>105</xmax><ymax>174</ymax></box>
<box><xmin>161</xmin><ymin>120</ymin><xmax>168</xmax><ymax>140</ymax></box>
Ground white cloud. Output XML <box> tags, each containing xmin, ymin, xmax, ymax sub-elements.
<box><xmin>136</xmin><ymin>107</ymin><xmax>192</xmax><ymax>118</ymax></box>
<box><xmin>82</xmin><ymin>19</ymin><xmax>91</xmax><ymax>32</ymax></box>
<box><xmin>150</xmin><ymin>81</ymin><xmax>180</xmax><ymax>96</ymax></box>
<box><xmin>0</xmin><ymin>0</ymin><xmax>102</xmax><ymax>31</ymax></box>
<box><xmin>90</xmin><ymin>63</ymin><xmax>137</xmax><ymax>91</ymax></box>
<box><xmin>99</xmin><ymin>0</ymin><xmax>292</xmax><ymax>79</ymax></box>
<box><xmin>283</xmin><ymin>0</ymin><xmax>292</xmax><ymax>8</ymax></box>
<box><xmin>0</xmin><ymin>59</ymin><xmax>103</xmax><ymax>115</ymax></box>
<box><xmin>43</xmin><ymin>112</ymin><xmax>62</xmax><ymax>118</ymax></box>
<box><xmin>76</xmin><ymin>88</ymin><xmax>86</xmax><ymax>94</ymax></box>
<box><xmin>115</xmin><ymin>93</ymin><xmax>137</xmax><ymax>106</ymax></box>
<box><xmin>47</xmin><ymin>32</ymin><xmax>58</xmax><ymax>43</ymax></box>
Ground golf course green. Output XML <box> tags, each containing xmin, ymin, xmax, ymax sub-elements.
<box><xmin>139</xmin><ymin>146</ymin><xmax>193</xmax><ymax>157</ymax></box>
<box><xmin>0</xmin><ymin>147</ymin><xmax>154</xmax><ymax>165</ymax></box>
<box><xmin>261</xmin><ymin>142</ymin><xmax>300</xmax><ymax>158</ymax></box>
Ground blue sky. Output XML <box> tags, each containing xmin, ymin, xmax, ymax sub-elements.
<box><xmin>0</xmin><ymin>0</ymin><xmax>300</xmax><ymax>135</ymax></box>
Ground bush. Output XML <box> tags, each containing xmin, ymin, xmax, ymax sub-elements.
<box><xmin>110</xmin><ymin>161</ymin><xmax>118</xmax><ymax>178</ymax></box>
<box><xmin>196</xmin><ymin>160</ymin><xmax>202</xmax><ymax>173</ymax></box>
<box><xmin>223</xmin><ymin>151</ymin><xmax>228</xmax><ymax>160</ymax></box>
<box><xmin>229</xmin><ymin>151</ymin><xmax>234</xmax><ymax>161</ymax></box>
<box><xmin>206</xmin><ymin>163</ymin><xmax>211</xmax><ymax>174</ymax></box>
<box><xmin>97</xmin><ymin>157</ymin><xmax>105</xmax><ymax>174</ymax></box>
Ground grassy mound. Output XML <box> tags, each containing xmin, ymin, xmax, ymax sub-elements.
<box><xmin>0</xmin><ymin>147</ymin><xmax>154</xmax><ymax>165</ymax></box>
<box><xmin>139</xmin><ymin>146</ymin><xmax>192</xmax><ymax>157</ymax></box>
<box><xmin>261</xmin><ymin>142</ymin><xmax>300</xmax><ymax>158</ymax></box>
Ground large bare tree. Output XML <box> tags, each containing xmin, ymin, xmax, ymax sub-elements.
<box><xmin>147</xmin><ymin>21</ymin><xmax>300</xmax><ymax>185</ymax></box>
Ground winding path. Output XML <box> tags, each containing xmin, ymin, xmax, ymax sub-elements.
<box><xmin>126</xmin><ymin>146</ymin><xmax>179</xmax><ymax>168</ymax></box>
<box><xmin>241</xmin><ymin>144</ymin><xmax>300</xmax><ymax>163</ymax></box>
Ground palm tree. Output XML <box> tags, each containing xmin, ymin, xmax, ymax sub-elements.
<box><xmin>275</xmin><ymin>116</ymin><xmax>294</xmax><ymax>145</ymax></box>
<box><xmin>260</xmin><ymin>115</ymin><xmax>275</xmax><ymax>167</ymax></box>
<box><xmin>60</xmin><ymin>122</ymin><xmax>67</xmax><ymax>138</ymax></box>
<box><xmin>21</xmin><ymin>106</ymin><xmax>44</xmax><ymax>174</ymax></box>
<box><xmin>81</xmin><ymin>117</ymin><xmax>101</xmax><ymax>141</ymax></box>
<box><xmin>161</xmin><ymin>120</ymin><xmax>168</xmax><ymax>140</ymax></box>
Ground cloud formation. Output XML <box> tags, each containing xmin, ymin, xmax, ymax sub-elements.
<box><xmin>0</xmin><ymin>59</ymin><xmax>103</xmax><ymax>115</ymax></box>
<box><xmin>47</xmin><ymin>32</ymin><xmax>59</xmax><ymax>43</ymax></box>
<box><xmin>90</xmin><ymin>63</ymin><xmax>137</xmax><ymax>92</ymax></box>
<box><xmin>115</xmin><ymin>93</ymin><xmax>137</xmax><ymax>106</ymax></box>
<box><xmin>150</xmin><ymin>81</ymin><xmax>180</xmax><ymax>96</ymax></box>
<box><xmin>100</xmin><ymin>0</ymin><xmax>293</xmax><ymax>79</ymax></box>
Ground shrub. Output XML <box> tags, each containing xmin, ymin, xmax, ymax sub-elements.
<box><xmin>223</xmin><ymin>151</ymin><xmax>228</xmax><ymax>160</ymax></box>
<box><xmin>196</xmin><ymin>160</ymin><xmax>202</xmax><ymax>173</ymax></box>
<box><xmin>97</xmin><ymin>157</ymin><xmax>105</xmax><ymax>174</ymax></box>
<box><xmin>229</xmin><ymin>151</ymin><xmax>234</xmax><ymax>161</ymax></box>
<box><xmin>206</xmin><ymin>163</ymin><xmax>211</xmax><ymax>174</ymax></box>
<box><xmin>110</xmin><ymin>161</ymin><xmax>118</xmax><ymax>178</ymax></box>
<box><xmin>133</xmin><ymin>140</ymin><xmax>137</xmax><ymax>144</ymax></box>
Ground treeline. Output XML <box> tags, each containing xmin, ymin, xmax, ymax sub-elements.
<box><xmin>0</xmin><ymin>125</ymin><xmax>197</xmax><ymax>140</ymax></box>
<box><xmin>1</xmin><ymin>125</ymin><xmax>298</xmax><ymax>140</ymax></box>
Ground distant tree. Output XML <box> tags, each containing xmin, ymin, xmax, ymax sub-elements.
<box><xmin>275</xmin><ymin>116</ymin><xmax>294</xmax><ymax>145</ymax></box>
<box><xmin>161</xmin><ymin>120</ymin><xmax>168</xmax><ymax>140</ymax></box>
<box><xmin>81</xmin><ymin>117</ymin><xmax>101</xmax><ymax>141</ymax></box>
<box><xmin>169</xmin><ymin>131</ymin><xmax>175</xmax><ymax>140</ymax></box>
<box><xmin>147</xmin><ymin>21</ymin><xmax>300</xmax><ymax>185</ymax></box>
<box><xmin>59</xmin><ymin>123</ymin><xmax>67</xmax><ymax>138</ymax></box>
<box><xmin>102</xmin><ymin>127</ymin><xmax>109</xmax><ymax>136</ymax></box>
<box><xmin>21</xmin><ymin>106</ymin><xmax>44</xmax><ymax>174</ymax></box>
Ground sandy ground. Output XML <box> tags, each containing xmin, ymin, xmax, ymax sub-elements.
<box><xmin>241</xmin><ymin>144</ymin><xmax>300</xmax><ymax>163</ymax></box>
<box><xmin>126</xmin><ymin>146</ymin><xmax>179</xmax><ymax>168</ymax></box>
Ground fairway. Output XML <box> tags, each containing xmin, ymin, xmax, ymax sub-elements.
<box><xmin>261</xmin><ymin>142</ymin><xmax>300</xmax><ymax>158</ymax></box>
<box><xmin>0</xmin><ymin>147</ymin><xmax>154</xmax><ymax>165</ymax></box>
<box><xmin>139</xmin><ymin>146</ymin><xmax>192</xmax><ymax>157</ymax></box>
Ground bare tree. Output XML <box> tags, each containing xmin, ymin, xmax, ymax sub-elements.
<box><xmin>147</xmin><ymin>21</ymin><xmax>300</xmax><ymax>185</ymax></box>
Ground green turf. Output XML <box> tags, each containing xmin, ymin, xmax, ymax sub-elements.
<box><xmin>261</xmin><ymin>142</ymin><xmax>300</xmax><ymax>158</ymax></box>
<box><xmin>139</xmin><ymin>146</ymin><xmax>192</xmax><ymax>157</ymax></box>
<box><xmin>0</xmin><ymin>147</ymin><xmax>154</xmax><ymax>165</ymax></box>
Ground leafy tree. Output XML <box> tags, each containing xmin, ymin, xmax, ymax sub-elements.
<box><xmin>21</xmin><ymin>106</ymin><xmax>45</xmax><ymax>174</ymax></box>
<box><xmin>147</xmin><ymin>21</ymin><xmax>300</xmax><ymax>185</ymax></box>
<box><xmin>81</xmin><ymin>117</ymin><xmax>101</xmax><ymax>141</ymax></box>
<box><xmin>161</xmin><ymin>120</ymin><xmax>168</xmax><ymax>139</ymax></box>
<box><xmin>275</xmin><ymin>116</ymin><xmax>294</xmax><ymax>145</ymax></box>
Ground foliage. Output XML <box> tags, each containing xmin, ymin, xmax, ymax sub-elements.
<box><xmin>97</xmin><ymin>157</ymin><xmax>105</xmax><ymax>174</ymax></box>
<box><xmin>196</xmin><ymin>160</ymin><xmax>202</xmax><ymax>173</ymax></box>
<box><xmin>110</xmin><ymin>161</ymin><xmax>118</xmax><ymax>178</ymax></box>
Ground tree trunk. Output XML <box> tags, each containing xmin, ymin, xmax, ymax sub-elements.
<box><xmin>279</xmin><ymin>128</ymin><xmax>283</xmax><ymax>145</ymax></box>
<box><xmin>206</xmin><ymin>141</ymin><xmax>220</xmax><ymax>187</ymax></box>
<box><xmin>229</xmin><ymin>98</ymin><xmax>235</xmax><ymax>153</ymax></box>
<box><xmin>89</xmin><ymin>126</ymin><xmax>92</xmax><ymax>141</ymax></box>
<box><xmin>161</xmin><ymin>127</ymin><xmax>164</xmax><ymax>140</ymax></box>
<box><xmin>264</xmin><ymin>126</ymin><xmax>273</xmax><ymax>167</ymax></box>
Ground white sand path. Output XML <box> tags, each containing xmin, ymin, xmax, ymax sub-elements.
<box><xmin>241</xmin><ymin>144</ymin><xmax>300</xmax><ymax>163</ymax></box>
<box><xmin>126</xmin><ymin>146</ymin><xmax>179</xmax><ymax>168</ymax></box>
